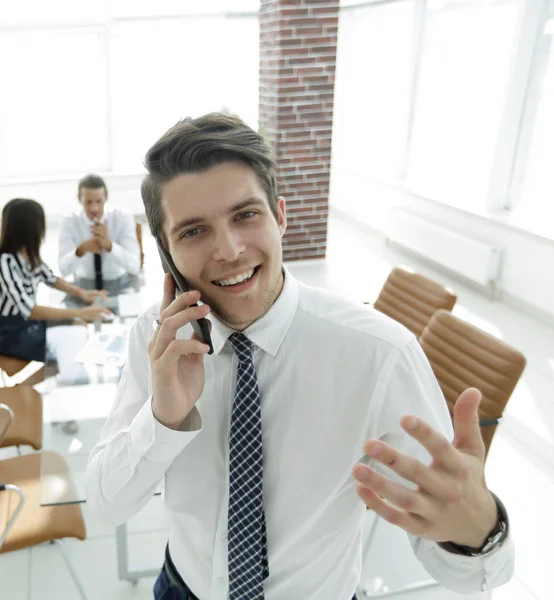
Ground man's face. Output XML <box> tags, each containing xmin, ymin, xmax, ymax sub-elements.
<box><xmin>161</xmin><ymin>161</ymin><xmax>287</xmax><ymax>331</ymax></box>
<box><xmin>79</xmin><ymin>187</ymin><xmax>107</xmax><ymax>222</ymax></box>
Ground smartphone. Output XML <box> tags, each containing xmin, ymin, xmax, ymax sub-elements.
<box><xmin>155</xmin><ymin>238</ymin><xmax>214</xmax><ymax>355</ymax></box>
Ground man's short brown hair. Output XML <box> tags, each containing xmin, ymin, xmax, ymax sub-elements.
<box><xmin>78</xmin><ymin>174</ymin><xmax>108</xmax><ymax>197</ymax></box>
<box><xmin>141</xmin><ymin>113</ymin><xmax>277</xmax><ymax>243</ymax></box>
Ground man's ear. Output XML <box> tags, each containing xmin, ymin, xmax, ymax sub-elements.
<box><xmin>276</xmin><ymin>196</ymin><xmax>287</xmax><ymax>237</ymax></box>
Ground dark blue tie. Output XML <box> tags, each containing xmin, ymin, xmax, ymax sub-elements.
<box><xmin>94</xmin><ymin>253</ymin><xmax>103</xmax><ymax>290</ymax></box>
<box><xmin>227</xmin><ymin>333</ymin><xmax>269</xmax><ymax>599</ymax></box>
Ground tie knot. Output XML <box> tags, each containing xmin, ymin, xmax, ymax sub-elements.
<box><xmin>228</xmin><ymin>333</ymin><xmax>253</xmax><ymax>363</ymax></box>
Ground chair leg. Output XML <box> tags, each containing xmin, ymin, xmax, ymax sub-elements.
<box><xmin>56</xmin><ymin>540</ymin><xmax>89</xmax><ymax>600</ymax></box>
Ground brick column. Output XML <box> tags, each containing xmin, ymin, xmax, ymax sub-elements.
<box><xmin>259</xmin><ymin>0</ymin><xmax>339</xmax><ymax>261</ymax></box>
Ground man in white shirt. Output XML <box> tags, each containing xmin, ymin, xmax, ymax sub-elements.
<box><xmin>86</xmin><ymin>114</ymin><xmax>514</xmax><ymax>600</ymax></box>
<box><xmin>58</xmin><ymin>174</ymin><xmax>141</xmax><ymax>291</ymax></box>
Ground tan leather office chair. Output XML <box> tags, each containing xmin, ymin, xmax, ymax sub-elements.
<box><xmin>373</xmin><ymin>267</ymin><xmax>457</xmax><ymax>338</ymax></box>
<box><xmin>0</xmin><ymin>450</ymin><xmax>87</xmax><ymax>597</ymax></box>
<box><xmin>419</xmin><ymin>309</ymin><xmax>526</xmax><ymax>457</ymax></box>
<box><xmin>0</xmin><ymin>386</ymin><xmax>42</xmax><ymax>450</ymax></box>
<box><xmin>136</xmin><ymin>221</ymin><xmax>144</xmax><ymax>269</ymax></box>
<box><xmin>0</xmin><ymin>355</ymin><xmax>30</xmax><ymax>386</ymax></box>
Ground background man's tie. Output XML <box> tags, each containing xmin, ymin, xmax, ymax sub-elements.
<box><xmin>227</xmin><ymin>332</ymin><xmax>269</xmax><ymax>599</ymax></box>
<box><xmin>93</xmin><ymin>253</ymin><xmax>103</xmax><ymax>290</ymax></box>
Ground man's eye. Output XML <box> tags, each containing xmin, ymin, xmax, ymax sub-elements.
<box><xmin>237</xmin><ymin>211</ymin><xmax>256</xmax><ymax>220</ymax></box>
<box><xmin>182</xmin><ymin>228</ymin><xmax>201</xmax><ymax>238</ymax></box>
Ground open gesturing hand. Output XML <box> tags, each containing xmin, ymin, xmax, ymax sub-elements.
<box><xmin>353</xmin><ymin>388</ymin><xmax>497</xmax><ymax>548</ymax></box>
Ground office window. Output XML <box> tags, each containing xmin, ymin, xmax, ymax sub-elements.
<box><xmin>109</xmin><ymin>0</ymin><xmax>259</xmax><ymax>18</ymax></box>
<box><xmin>513</xmin><ymin>26</ymin><xmax>554</xmax><ymax>223</ymax></box>
<box><xmin>405</xmin><ymin>0</ymin><xmax>521</xmax><ymax>211</ymax></box>
<box><xmin>332</xmin><ymin>0</ymin><xmax>416</xmax><ymax>183</ymax></box>
<box><xmin>0</xmin><ymin>28</ymin><xmax>109</xmax><ymax>178</ymax></box>
<box><xmin>109</xmin><ymin>15</ymin><xmax>259</xmax><ymax>174</ymax></box>
<box><xmin>0</xmin><ymin>0</ymin><xmax>104</xmax><ymax>27</ymax></box>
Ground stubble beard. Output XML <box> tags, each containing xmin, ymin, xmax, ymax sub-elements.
<box><xmin>205</xmin><ymin>266</ymin><xmax>284</xmax><ymax>331</ymax></box>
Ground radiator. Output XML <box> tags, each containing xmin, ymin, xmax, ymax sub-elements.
<box><xmin>387</xmin><ymin>211</ymin><xmax>502</xmax><ymax>288</ymax></box>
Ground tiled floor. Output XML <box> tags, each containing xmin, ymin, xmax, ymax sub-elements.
<box><xmin>1</xmin><ymin>211</ymin><xmax>553</xmax><ymax>599</ymax></box>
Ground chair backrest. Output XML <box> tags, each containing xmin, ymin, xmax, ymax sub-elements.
<box><xmin>135</xmin><ymin>221</ymin><xmax>144</xmax><ymax>269</ymax></box>
<box><xmin>0</xmin><ymin>404</ymin><xmax>14</xmax><ymax>446</ymax></box>
<box><xmin>0</xmin><ymin>452</ymin><xmax>86</xmax><ymax>554</ymax></box>
<box><xmin>0</xmin><ymin>356</ymin><xmax>30</xmax><ymax>378</ymax></box>
<box><xmin>419</xmin><ymin>309</ymin><xmax>526</xmax><ymax>456</ymax></box>
<box><xmin>374</xmin><ymin>267</ymin><xmax>457</xmax><ymax>338</ymax></box>
<box><xmin>0</xmin><ymin>386</ymin><xmax>43</xmax><ymax>450</ymax></box>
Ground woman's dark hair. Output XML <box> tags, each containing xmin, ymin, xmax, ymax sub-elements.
<box><xmin>141</xmin><ymin>112</ymin><xmax>277</xmax><ymax>244</ymax></box>
<box><xmin>0</xmin><ymin>198</ymin><xmax>46</xmax><ymax>269</ymax></box>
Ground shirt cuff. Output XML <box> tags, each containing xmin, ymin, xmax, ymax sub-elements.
<box><xmin>127</xmin><ymin>396</ymin><xmax>203</xmax><ymax>464</ymax></box>
<box><xmin>415</xmin><ymin>533</ymin><xmax>514</xmax><ymax>591</ymax></box>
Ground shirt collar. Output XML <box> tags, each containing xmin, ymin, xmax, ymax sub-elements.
<box><xmin>208</xmin><ymin>265</ymin><xmax>299</xmax><ymax>358</ymax></box>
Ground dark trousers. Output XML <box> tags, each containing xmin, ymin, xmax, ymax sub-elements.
<box><xmin>154</xmin><ymin>545</ymin><xmax>359</xmax><ymax>599</ymax></box>
<box><xmin>153</xmin><ymin>546</ymin><xmax>197</xmax><ymax>599</ymax></box>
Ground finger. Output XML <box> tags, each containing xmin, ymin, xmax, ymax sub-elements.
<box><xmin>361</xmin><ymin>440</ymin><xmax>457</xmax><ymax>500</ymax></box>
<box><xmin>356</xmin><ymin>485</ymin><xmax>427</xmax><ymax>536</ymax></box>
<box><xmin>452</xmin><ymin>388</ymin><xmax>485</xmax><ymax>458</ymax></box>
<box><xmin>151</xmin><ymin>304</ymin><xmax>210</xmax><ymax>361</ymax></box>
<box><xmin>160</xmin><ymin>288</ymin><xmax>204</xmax><ymax>322</ymax></box>
<box><xmin>157</xmin><ymin>338</ymin><xmax>211</xmax><ymax>368</ymax></box>
<box><xmin>399</xmin><ymin>416</ymin><xmax>461</xmax><ymax>474</ymax></box>
<box><xmin>161</xmin><ymin>273</ymin><xmax>176</xmax><ymax>316</ymax></box>
<box><xmin>352</xmin><ymin>464</ymin><xmax>431</xmax><ymax>517</ymax></box>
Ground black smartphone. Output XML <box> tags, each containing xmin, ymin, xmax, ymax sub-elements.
<box><xmin>155</xmin><ymin>238</ymin><xmax>214</xmax><ymax>355</ymax></box>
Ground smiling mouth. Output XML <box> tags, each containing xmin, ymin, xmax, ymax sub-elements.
<box><xmin>212</xmin><ymin>265</ymin><xmax>260</xmax><ymax>287</ymax></box>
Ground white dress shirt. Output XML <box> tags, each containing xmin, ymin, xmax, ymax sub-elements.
<box><xmin>58</xmin><ymin>205</ymin><xmax>141</xmax><ymax>280</ymax></box>
<box><xmin>86</xmin><ymin>269</ymin><xmax>514</xmax><ymax>600</ymax></box>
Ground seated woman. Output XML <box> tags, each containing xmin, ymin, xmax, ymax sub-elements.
<box><xmin>0</xmin><ymin>198</ymin><xmax>113</xmax><ymax>394</ymax></box>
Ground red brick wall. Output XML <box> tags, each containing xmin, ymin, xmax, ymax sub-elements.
<box><xmin>259</xmin><ymin>0</ymin><xmax>339</xmax><ymax>261</ymax></box>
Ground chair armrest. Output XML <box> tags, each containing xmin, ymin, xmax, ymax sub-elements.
<box><xmin>479</xmin><ymin>418</ymin><xmax>500</xmax><ymax>427</ymax></box>
<box><xmin>0</xmin><ymin>483</ymin><xmax>25</xmax><ymax>550</ymax></box>
<box><xmin>0</xmin><ymin>404</ymin><xmax>14</xmax><ymax>445</ymax></box>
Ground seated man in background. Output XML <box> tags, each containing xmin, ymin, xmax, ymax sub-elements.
<box><xmin>58</xmin><ymin>174</ymin><xmax>141</xmax><ymax>294</ymax></box>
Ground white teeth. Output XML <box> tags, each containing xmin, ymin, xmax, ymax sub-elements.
<box><xmin>215</xmin><ymin>269</ymin><xmax>255</xmax><ymax>287</ymax></box>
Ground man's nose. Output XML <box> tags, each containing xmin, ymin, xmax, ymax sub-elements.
<box><xmin>212</xmin><ymin>228</ymin><xmax>245</xmax><ymax>262</ymax></box>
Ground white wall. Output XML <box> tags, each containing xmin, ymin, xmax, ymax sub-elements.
<box><xmin>330</xmin><ymin>168</ymin><xmax>554</xmax><ymax>321</ymax></box>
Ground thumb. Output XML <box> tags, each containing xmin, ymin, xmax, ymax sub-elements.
<box><xmin>452</xmin><ymin>388</ymin><xmax>485</xmax><ymax>458</ymax></box>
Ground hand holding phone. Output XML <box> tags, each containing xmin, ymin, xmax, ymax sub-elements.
<box><xmin>155</xmin><ymin>239</ymin><xmax>213</xmax><ymax>354</ymax></box>
<box><xmin>150</xmin><ymin>239</ymin><xmax>214</xmax><ymax>429</ymax></box>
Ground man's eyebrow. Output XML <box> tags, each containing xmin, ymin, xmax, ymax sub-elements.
<box><xmin>231</xmin><ymin>197</ymin><xmax>267</xmax><ymax>213</ymax></box>
<box><xmin>168</xmin><ymin>197</ymin><xmax>267</xmax><ymax>236</ymax></box>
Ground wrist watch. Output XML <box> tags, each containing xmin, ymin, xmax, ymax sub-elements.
<box><xmin>438</xmin><ymin>492</ymin><xmax>509</xmax><ymax>557</ymax></box>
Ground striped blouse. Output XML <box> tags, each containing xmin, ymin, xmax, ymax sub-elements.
<box><xmin>0</xmin><ymin>253</ymin><xmax>58</xmax><ymax>318</ymax></box>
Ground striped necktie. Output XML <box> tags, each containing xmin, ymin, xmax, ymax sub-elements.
<box><xmin>227</xmin><ymin>333</ymin><xmax>269</xmax><ymax>599</ymax></box>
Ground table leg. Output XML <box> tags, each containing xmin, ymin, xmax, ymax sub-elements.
<box><xmin>116</xmin><ymin>521</ymin><xmax>161</xmax><ymax>583</ymax></box>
